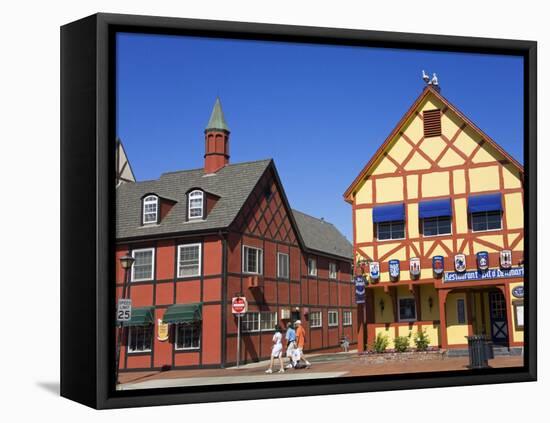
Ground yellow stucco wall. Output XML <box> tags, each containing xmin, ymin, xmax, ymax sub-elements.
<box><xmin>453</xmin><ymin>169</ymin><xmax>466</xmax><ymax>194</ymax></box>
<box><xmin>454</xmin><ymin>198</ymin><xmax>468</xmax><ymax>234</ymax></box>
<box><xmin>355</xmin><ymin>208</ymin><xmax>373</xmax><ymax>244</ymax></box>
<box><xmin>505</xmin><ymin>192</ymin><xmax>524</xmax><ymax>229</ymax></box>
<box><xmin>418</xmin><ymin>323</ymin><xmax>440</xmax><ymax>347</ymax></box>
<box><xmin>419</xmin><ymin>284</ymin><xmax>439</xmax><ymax>321</ymax></box>
<box><xmin>375</xmin><ymin>176</ymin><xmax>403</xmax><ymax>203</ymax></box>
<box><xmin>374</xmin><ymin>289</ymin><xmax>394</xmax><ymax>324</ymax></box>
<box><xmin>355</xmin><ymin>179</ymin><xmax>372</xmax><ymax>204</ymax></box>
<box><xmin>407</xmin><ymin>203</ymin><xmax>419</xmax><ymax>238</ymax></box>
<box><xmin>446</xmin><ymin>292</ymin><xmax>469</xmax><ymax>345</ymax></box>
<box><xmin>421</xmin><ymin>171</ymin><xmax>450</xmax><ymax>197</ymax></box>
<box><xmin>509</xmin><ymin>282</ymin><xmax>524</xmax><ymax>343</ymax></box>
<box><xmin>503</xmin><ymin>164</ymin><xmax>522</xmax><ymax>189</ymax></box>
<box><xmin>469</xmin><ymin>166</ymin><xmax>500</xmax><ymax>192</ymax></box>
<box><xmin>407</xmin><ymin>174</ymin><xmax>418</xmax><ymax>199</ymax></box>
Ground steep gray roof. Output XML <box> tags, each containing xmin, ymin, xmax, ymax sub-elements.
<box><xmin>116</xmin><ymin>158</ymin><xmax>352</xmax><ymax>261</ymax></box>
<box><xmin>291</xmin><ymin>209</ymin><xmax>353</xmax><ymax>260</ymax></box>
<box><xmin>116</xmin><ymin>159</ymin><xmax>271</xmax><ymax>239</ymax></box>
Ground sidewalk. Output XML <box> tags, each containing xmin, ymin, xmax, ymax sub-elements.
<box><xmin>117</xmin><ymin>351</ymin><xmax>523</xmax><ymax>391</ymax></box>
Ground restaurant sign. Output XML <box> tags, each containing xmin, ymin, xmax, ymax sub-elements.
<box><xmin>444</xmin><ymin>266</ymin><xmax>524</xmax><ymax>283</ymax></box>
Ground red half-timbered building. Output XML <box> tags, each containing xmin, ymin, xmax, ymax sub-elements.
<box><xmin>116</xmin><ymin>99</ymin><xmax>354</xmax><ymax>372</ymax></box>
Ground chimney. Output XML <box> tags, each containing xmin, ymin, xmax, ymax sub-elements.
<box><xmin>204</xmin><ymin>97</ymin><xmax>230</xmax><ymax>174</ymax></box>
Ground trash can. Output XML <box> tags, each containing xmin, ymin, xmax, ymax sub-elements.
<box><xmin>465</xmin><ymin>335</ymin><xmax>493</xmax><ymax>369</ymax></box>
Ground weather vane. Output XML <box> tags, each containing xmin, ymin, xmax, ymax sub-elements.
<box><xmin>422</xmin><ymin>70</ymin><xmax>440</xmax><ymax>91</ymax></box>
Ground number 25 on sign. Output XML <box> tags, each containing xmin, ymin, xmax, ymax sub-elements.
<box><xmin>117</xmin><ymin>298</ymin><xmax>132</xmax><ymax>322</ymax></box>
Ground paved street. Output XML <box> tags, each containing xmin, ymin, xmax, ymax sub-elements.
<box><xmin>118</xmin><ymin>351</ymin><xmax>523</xmax><ymax>390</ymax></box>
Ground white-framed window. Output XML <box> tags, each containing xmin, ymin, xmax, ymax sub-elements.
<box><xmin>376</xmin><ymin>220</ymin><xmax>405</xmax><ymax>240</ymax></box>
<box><xmin>398</xmin><ymin>297</ymin><xmax>417</xmax><ymax>322</ymax></box>
<box><xmin>260</xmin><ymin>312</ymin><xmax>278</xmax><ymax>331</ymax></box>
<box><xmin>142</xmin><ymin>195</ymin><xmax>158</xmax><ymax>224</ymax></box>
<box><xmin>471</xmin><ymin>211</ymin><xmax>502</xmax><ymax>232</ymax></box>
<box><xmin>188</xmin><ymin>190</ymin><xmax>204</xmax><ymax>220</ymax></box>
<box><xmin>242</xmin><ymin>312</ymin><xmax>277</xmax><ymax>333</ymax></box>
<box><xmin>343</xmin><ymin>311</ymin><xmax>352</xmax><ymax>326</ymax></box>
<box><xmin>277</xmin><ymin>252</ymin><xmax>289</xmax><ymax>279</ymax></box>
<box><xmin>310</xmin><ymin>311</ymin><xmax>322</xmax><ymax>328</ymax></box>
<box><xmin>177</xmin><ymin>243</ymin><xmax>201</xmax><ymax>277</ymax></box>
<box><xmin>308</xmin><ymin>258</ymin><xmax>317</xmax><ymax>276</ymax></box>
<box><xmin>131</xmin><ymin>248</ymin><xmax>155</xmax><ymax>281</ymax></box>
<box><xmin>175</xmin><ymin>322</ymin><xmax>201</xmax><ymax>350</ymax></box>
<box><xmin>329</xmin><ymin>262</ymin><xmax>338</xmax><ymax>279</ymax></box>
<box><xmin>127</xmin><ymin>325</ymin><xmax>153</xmax><ymax>353</ymax></box>
<box><xmin>421</xmin><ymin>216</ymin><xmax>452</xmax><ymax>237</ymax></box>
<box><xmin>243</xmin><ymin>245</ymin><xmax>263</xmax><ymax>275</ymax></box>
<box><xmin>328</xmin><ymin>310</ymin><xmax>339</xmax><ymax>327</ymax></box>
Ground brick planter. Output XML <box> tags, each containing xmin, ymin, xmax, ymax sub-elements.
<box><xmin>359</xmin><ymin>349</ymin><xmax>445</xmax><ymax>364</ymax></box>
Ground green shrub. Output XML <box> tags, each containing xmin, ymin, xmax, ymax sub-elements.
<box><xmin>414</xmin><ymin>329</ymin><xmax>430</xmax><ymax>351</ymax></box>
<box><xmin>394</xmin><ymin>335</ymin><xmax>410</xmax><ymax>352</ymax></box>
<box><xmin>372</xmin><ymin>332</ymin><xmax>389</xmax><ymax>353</ymax></box>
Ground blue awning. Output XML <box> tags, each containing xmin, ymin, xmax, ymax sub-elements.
<box><xmin>419</xmin><ymin>199</ymin><xmax>452</xmax><ymax>219</ymax></box>
<box><xmin>468</xmin><ymin>193</ymin><xmax>503</xmax><ymax>213</ymax></box>
<box><xmin>373</xmin><ymin>203</ymin><xmax>405</xmax><ymax>223</ymax></box>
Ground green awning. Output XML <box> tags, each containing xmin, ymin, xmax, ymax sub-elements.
<box><xmin>123</xmin><ymin>306</ymin><xmax>154</xmax><ymax>327</ymax></box>
<box><xmin>163</xmin><ymin>303</ymin><xmax>202</xmax><ymax>324</ymax></box>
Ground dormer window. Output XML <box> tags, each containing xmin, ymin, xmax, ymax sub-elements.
<box><xmin>188</xmin><ymin>190</ymin><xmax>204</xmax><ymax>220</ymax></box>
<box><xmin>142</xmin><ymin>195</ymin><xmax>158</xmax><ymax>224</ymax></box>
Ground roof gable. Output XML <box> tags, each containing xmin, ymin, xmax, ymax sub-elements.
<box><xmin>344</xmin><ymin>86</ymin><xmax>523</xmax><ymax>202</ymax></box>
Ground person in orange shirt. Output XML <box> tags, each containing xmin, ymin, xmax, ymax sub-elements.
<box><xmin>294</xmin><ymin>320</ymin><xmax>311</xmax><ymax>368</ymax></box>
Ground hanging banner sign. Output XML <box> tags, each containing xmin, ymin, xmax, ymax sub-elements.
<box><xmin>500</xmin><ymin>250</ymin><xmax>513</xmax><ymax>269</ymax></box>
<box><xmin>369</xmin><ymin>262</ymin><xmax>380</xmax><ymax>281</ymax></box>
<box><xmin>444</xmin><ymin>266</ymin><xmax>524</xmax><ymax>283</ymax></box>
<box><xmin>157</xmin><ymin>319</ymin><xmax>169</xmax><ymax>341</ymax></box>
<box><xmin>432</xmin><ymin>256</ymin><xmax>444</xmax><ymax>276</ymax></box>
<box><xmin>512</xmin><ymin>285</ymin><xmax>524</xmax><ymax>298</ymax></box>
<box><xmin>454</xmin><ymin>254</ymin><xmax>467</xmax><ymax>272</ymax></box>
<box><xmin>389</xmin><ymin>259</ymin><xmax>400</xmax><ymax>281</ymax></box>
<box><xmin>409</xmin><ymin>258</ymin><xmax>421</xmax><ymax>278</ymax></box>
<box><xmin>354</xmin><ymin>275</ymin><xmax>366</xmax><ymax>304</ymax></box>
<box><xmin>477</xmin><ymin>251</ymin><xmax>489</xmax><ymax>270</ymax></box>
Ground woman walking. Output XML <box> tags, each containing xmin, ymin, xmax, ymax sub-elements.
<box><xmin>265</xmin><ymin>325</ymin><xmax>285</xmax><ymax>374</ymax></box>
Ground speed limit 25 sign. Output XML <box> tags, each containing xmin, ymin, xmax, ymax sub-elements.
<box><xmin>117</xmin><ymin>298</ymin><xmax>132</xmax><ymax>322</ymax></box>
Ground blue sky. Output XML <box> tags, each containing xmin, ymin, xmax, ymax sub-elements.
<box><xmin>117</xmin><ymin>33</ymin><xmax>523</xmax><ymax>241</ymax></box>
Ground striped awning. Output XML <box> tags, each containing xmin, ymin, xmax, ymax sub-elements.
<box><xmin>122</xmin><ymin>306</ymin><xmax>154</xmax><ymax>327</ymax></box>
<box><xmin>163</xmin><ymin>303</ymin><xmax>202</xmax><ymax>324</ymax></box>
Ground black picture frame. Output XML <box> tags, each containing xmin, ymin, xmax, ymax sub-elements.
<box><xmin>60</xmin><ymin>12</ymin><xmax>537</xmax><ymax>409</ymax></box>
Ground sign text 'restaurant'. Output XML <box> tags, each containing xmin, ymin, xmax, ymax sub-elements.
<box><xmin>444</xmin><ymin>267</ymin><xmax>524</xmax><ymax>283</ymax></box>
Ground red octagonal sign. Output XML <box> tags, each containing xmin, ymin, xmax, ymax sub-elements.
<box><xmin>232</xmin><ymin>297</ymin><xmax>248</xmax><ymax>315</ymax></box>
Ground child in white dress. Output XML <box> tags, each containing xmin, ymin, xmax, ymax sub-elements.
<box><xmin>265</xmin><ymin>325</ymin><xmax>285</xmax><ymax>374</ymax></box>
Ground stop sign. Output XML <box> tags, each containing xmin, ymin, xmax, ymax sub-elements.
<box><xmin>232</xmin><ymin>297</ymin><xmax>248</xmax><ymax>315</ymax></box>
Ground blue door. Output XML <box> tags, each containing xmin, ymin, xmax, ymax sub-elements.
<box><xmin>489</xmin><ymin>291</ymin><xmax>508</xmax><ymax>344</ymax></box>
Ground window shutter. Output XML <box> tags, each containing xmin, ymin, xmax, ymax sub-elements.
<box><xmin>423</xmin><ymin>109</ymin><xmax>442</xmax><ymax>137</ymax></box>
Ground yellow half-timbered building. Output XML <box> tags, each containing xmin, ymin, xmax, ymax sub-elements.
<box><xmin>345</xmin><ymin>85</ymin><xmax>524</xmax><ymax>354</ymax></box>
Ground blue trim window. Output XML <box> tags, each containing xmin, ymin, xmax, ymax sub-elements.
<box><xmin>422</xmin><ymin>216</ymin><xmax>452</xmax><ymax>236</ymax></box>
<box><xmin>471</xmin><ymin>211</ymin><xmax>502</xmax><ymax>231</ymax></box>
<box><xmin>376</xmin><ymin>220</ymin><xmax>405</xmax><ymax>240</ymax></box>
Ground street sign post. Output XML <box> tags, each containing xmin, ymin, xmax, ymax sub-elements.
<box><xmin>117</xmin><ymin>298</ymin><xmax>132</xmax><ymax>322</ymax></box>
<box><xmin>232</xmin><ymin>296</ymin><xmax>247</xmax><ymax>368</ymax></box>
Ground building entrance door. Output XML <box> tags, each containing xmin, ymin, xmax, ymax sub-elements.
<box><xmin>489</xmin><ymin>291</ymin><xmax>508</xmax><ymax>345</ymax></box>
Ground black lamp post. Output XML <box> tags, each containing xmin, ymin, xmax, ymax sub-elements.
<box><xmin>115</xmin><ymin>251</ymin><xmax>134</xmax><ymax>386</ymax></box>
